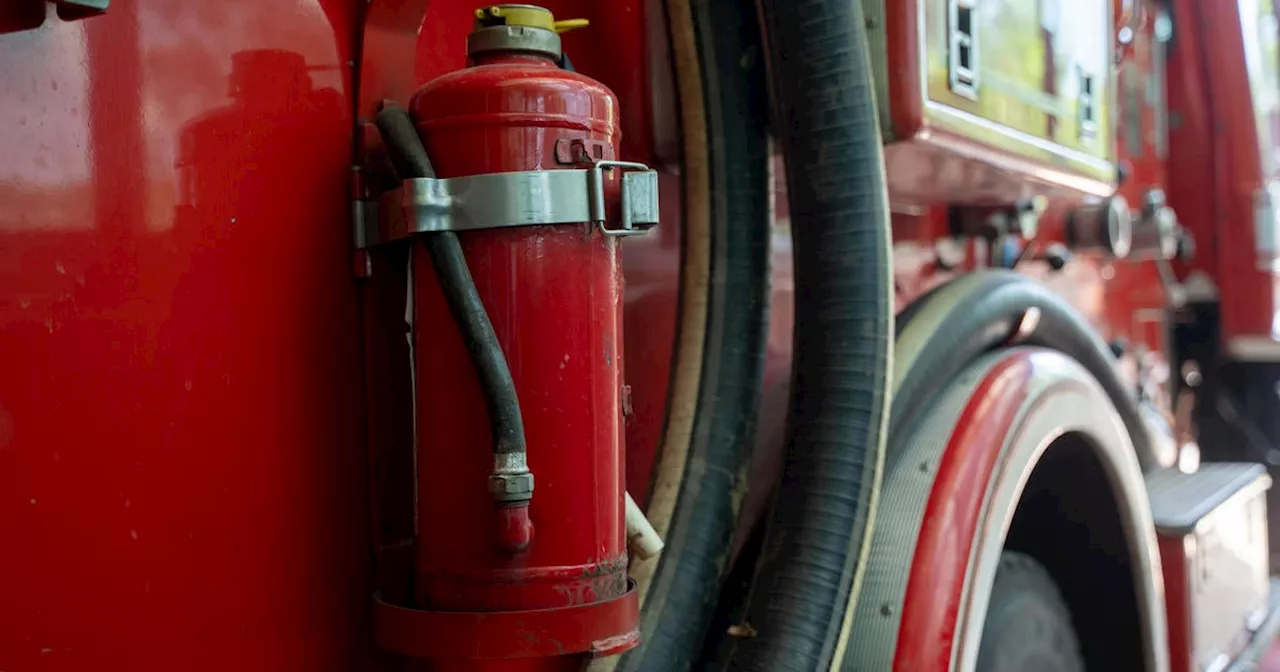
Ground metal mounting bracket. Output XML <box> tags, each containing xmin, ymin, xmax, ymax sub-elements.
<box><xmin>356</xmin><ymin>162</ymin><xmax>660</xmax><ymax>249</ymax></box>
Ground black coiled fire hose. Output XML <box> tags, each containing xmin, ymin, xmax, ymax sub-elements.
<box><xmin>720</xmin><ymin>0</ymin><xmax>894</xmax><ymax>668</ymax></box>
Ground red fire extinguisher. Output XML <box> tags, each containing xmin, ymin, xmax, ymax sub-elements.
<box><xmin>368</xmin><ymin>4</ymin><xmax>659</xmax><ymax>667</ymax></box>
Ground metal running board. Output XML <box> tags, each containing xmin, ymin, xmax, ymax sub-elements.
<box><xmin>1148</xmin><ymin>463</ymin><xmax>1272</xmax><ymax>672</ymax></box>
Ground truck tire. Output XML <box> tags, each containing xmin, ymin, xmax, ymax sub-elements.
<box><xmin>843</xmin><ymin>347</ymin><xmax>1168</xmax><ymax>671</ymax></box>
<box><xmin>977</xmin><ymin>551</ymin><xmax>1085</xmax><ymax>672</ymax></box>
<box><xmin>891</xmin><ymin>270</ymin><xmax>1171</xmax><ymax>471</ymax></box>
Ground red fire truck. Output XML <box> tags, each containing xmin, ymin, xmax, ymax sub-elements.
<box><xmin>3</xmin><ymin>0</ymin><xmax>1280</xmax><ymax>670</ymax></box>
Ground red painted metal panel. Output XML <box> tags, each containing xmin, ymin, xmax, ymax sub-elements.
<box><xmin>0</xmin><ymin>0</ymin><xmax>1211</xmax><ymax>665</ymax></box>
<box><xmin>885</xmin><ymin>0</ymin><xmax>923</xmax><ymax>140</ymax></box>
<box><xmin>0</xmin><ymin>1</ymin><xmax>370</xmax><ymax>669</ymax></box>
<box><xmin>1165</xmin><ymin>0</ymin><xmax>1217</xmax><ymax>284</ymax></box>
<box><xmin>358</xmin><ymin>0</ymin><xmax>428</xmax><ymax>120</ymax></box>
<box><xmin>1159</xmin><ymin>536</ymin><xmax>1194</xmax><ymax>672</ymax></box>
<box><xmin>1168</xmin><ymin>0</ymin><xmax>1276</xmax><ymax>347</ymax></box>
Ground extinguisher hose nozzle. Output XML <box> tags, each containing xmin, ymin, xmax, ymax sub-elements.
<box><xmin>374</xmin><ymin>105</ymin><xmax>532</xmax><ymax>505</ymax></box>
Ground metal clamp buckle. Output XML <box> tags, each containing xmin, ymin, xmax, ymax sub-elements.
<box><xmin>356</xmin><ymin>162</ymin><xmax>660</xmax><ymax>248</ymax></box>
<box><xmin>588</xmin><ymin>161</ymin><xmax>660</xmax><ymax>238</ymax></box>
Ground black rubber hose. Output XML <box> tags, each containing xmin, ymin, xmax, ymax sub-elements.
<box><xmin>890</xmin><ymin>270</ymin><xmax>1166</xmax><ymax>471</ymax></box>
<box><xmin>614</xmin><ymin>0</ymin><xmax>771</xmax><ymax>668</ymax></box>
<box><xmin>374</xmin><ymin>106</ymin><xmax>528</xmax><ymax>462</ymax></box>
<box><xmin>721</xmin><ymin>0</ymin><xmax>894</xmax><ymax>668</ymax></box>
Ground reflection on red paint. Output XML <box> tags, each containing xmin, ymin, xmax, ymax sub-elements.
<box><xmin>0</xmin><ymin>2</ymin><xmax>369</xmax><ymax>669</ymax></box>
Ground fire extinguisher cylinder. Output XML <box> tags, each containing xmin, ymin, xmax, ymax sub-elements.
<box><xmin>368</xmin><ymin>4</ymin><xmax>649</xmax><ymax>663</ymax></box>
<box><xmin>369</xmin><ymin>4</ymin><xmax>660</xmax><ymax>663</ymax></box>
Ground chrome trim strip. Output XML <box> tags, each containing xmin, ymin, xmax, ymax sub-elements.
<box><xmin>923</xmin><ymin>101</ymin><xmax>1116</xmax><ymax>174</ymax></box>
<box><xmin>1226</xmin><ymin>336</ymin><xmax>1280</xmax><ymax>362</ymax></box>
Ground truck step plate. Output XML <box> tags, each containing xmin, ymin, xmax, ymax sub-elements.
<box><xmin>1148</xmin><ymin>463</ymin><xmax>1272</xmax><ymax>672</ymax></box>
